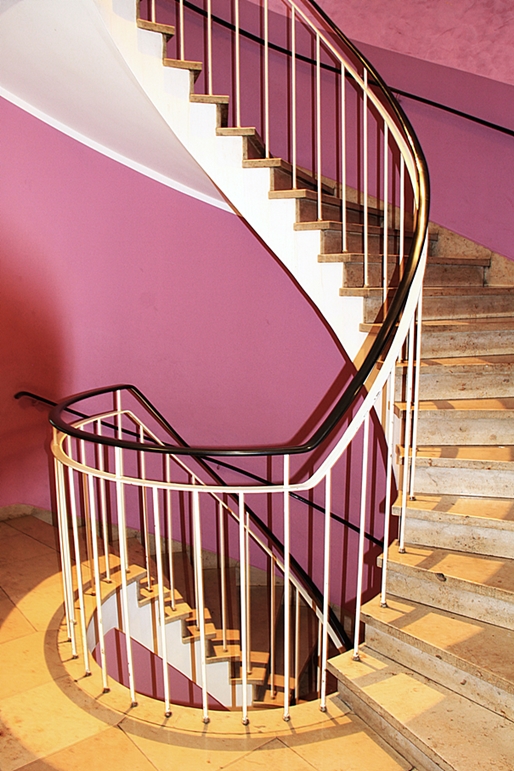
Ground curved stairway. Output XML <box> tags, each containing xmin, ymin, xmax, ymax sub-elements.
<box><xmin>329</xmin><ymin>233</ymin><xmax>514</xmax><ymax>771</ymax></box>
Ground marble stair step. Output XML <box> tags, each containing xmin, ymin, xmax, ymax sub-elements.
<box><xmin>395</xmin><ymin>354</ymin><xmax>514</xmax><ymax>400</ymax></box>
<box><xmin>406</xmin><ymin>444</ymin><xmax>514</xmax><ymax>497</ymax></box>
<box><xmin>361</xmin><ymin>594</ymin><xmax>514</xmax><ymax>722</ymax></box>
<box><xmin>392</xmin><ymin>493</ymin><xmax>514</xmax><ymax>558</ymax></box>
<box><xmin>395</xmin><ymin>397</ymin><xmax>514</xmax><ymax>446</ymax></box>
<box><xmin>378</xmin><ymin>540</ymin><xmax>514</xmax><ymax>629</ymax></box>
<box><xmin>361</xmin><ymin>318</ymin><xmax>514</xmax><ymax>357</ymax></box>
<box><xmin>328</xmin><ymin>646</ymin><xmax>514</xmax><ymax>771</ymax></box>
<box><xmin>339</xmin><ymin>258</ymin><xmax>485</xmax><ymax>288</ymax></box>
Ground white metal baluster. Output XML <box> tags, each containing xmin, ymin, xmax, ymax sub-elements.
<box><xmin>363</xmin><ymin>69</ymin><xmax>369</xmax><ymax>285</ymax></box>
<box><xmin>153</xmin><ymin>487</ymin><xmax>172</xmax><ymax>717</ymax></box>
<box><xmin>151</xmin><ymin>0</ymin><xmax>156</xmax><ymax>23</ymax></box>
<box><xmin>409</xmin><ymin>286</ymin><xmax>425</xmax><ymax>500</ymax></box>
<box><xmin>316</xmin><ymin>616</ymin><xmax>322</xmax><ymax>695</ymax></box>
<box><xmin>399</xmin><ymin>155</ymin><xmax>405</xmax><ymax>266</ymax></box>
<box><xmin>283</xmin><ymin>454</ymin><xmax>291</xmax><ymax>721</ymax></box>
<box><xmin>65</xmin><ymin>449</ymin><xmax>90</xmax><ymax>674</ymax></box>
<box><xmin>400</xmin><ymin>318</ymin><xmax>416</xmax><ymax>554</ymax></box>
<box><xmin>291</xmin><ymin>6</ymin><xmax>297</xmax><ymax>183</ymax></box>
<box><xmin>270</xmin><ymin>555</ymin><xmax>276</xmax><ymax>698</ymax></box>
<box><xmin>264</xmin><ymin>0</ymin><xmax>269</xmax><ymax>157</ymax></box>
<box><xmin>192</xmin><ymin>490</ymin><xmax>209</xmax><ymax>723</ymax></box>
<box><xmin>316</xmin><ymin>33</ymin><xmax>322</xmax><ymax>221</ymax></box>
<box><xmin>320</xmin><ymin>470</ymin><xmax>331</xmax><ymax>710</ymax></box>
<box><xmin>115</xmin><ymin>390</ymin><xmax>129</xmax><ymax>572</ymax></box>
<box><xmin>294</xmin><ymin>587</ymin><xmax>300</xmax><ymax>704</ymax></box>
<box><xmin>380</xmin><ymin>368</ymin><xmax>396</xmax><ymax>608</ymax></box>
<box><xmin>235</xmin><ymin>0</ymin><xmax>241</xmax><ymax>127</ymax></box>
<box><xmin>207</xmin><ymin>0</ymin><xmax>213</xmax><ymax>95</ymax></box>
<box><xmin>95</xmin><ymin>420</ymin><xmax>111</xmax><ymax>583</ymax></box>
<box><xmin>165</xmin><ymin>455</ymin><xmax>175</xmax><ymax>611</ymax></box>
<box><xmin>239</xmin><ymin>492</ymin><xmax>249</xmax><ymax>724</ymax></box>
<box><xmin>139</xmin><ymin>427</ymin><xmax>152</xmax><ymax>590</ymax></box>
<box><xmin>54</xmin><ymin>454</ymin><xmax>75</xmax><ymax>650</ymax></box>
<box><xmin>87</xmin><ymin>472</ymin><xmax>109</xmax><ymax>692</ymax></box>
<box><xmin>219</xmin><ymin>500</ymin><xmax>227</xmax><ymax>650</ymax></box>
<box><xmin>341</xmin><ymin>63</ymin><xmax>347</xmax><ymax>252</ymax></box>
<box><xmin>115</xmin><ymin>447</ymin><xmax>137</xmax><ymax>706</ymax></box>
<box><xmin>246</xmin><ymin>506</ymin><xmax>251</xmax><ymax>675</ymax></box>
<box><xmin>353</xmin><ymin>412</ymin><xmax>370</xmax><ymax>661</ymax></box>
<box><xmin>179</xmin><ymin>0</ymin><xmax>184</xmax><ymax>60</ymax></box>
<box><xmin>383</xmin><ymin>122</ymin><xmax>389</xmax><ymax>305</ymax></box>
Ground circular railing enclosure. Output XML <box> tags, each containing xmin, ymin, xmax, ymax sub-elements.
<box><xmin>50</xmin><ymin>0</ymin><xmax>429</xmax><ymax>725</ymax></box>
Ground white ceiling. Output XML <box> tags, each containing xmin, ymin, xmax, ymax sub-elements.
<box><xmin>0</xmin><ymin>0</ymin><xmax>227</xmax><ymax>208</ymax></box>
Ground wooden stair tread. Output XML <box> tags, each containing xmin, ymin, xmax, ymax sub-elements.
<box><xmin>394</xmin><ymin>492</ymin><xmax>514</xmax><ymax>525</ymax></box>
<box><xmin>136</xmin><ymin>18</ymin><xmax>175</xmax><ymax>36</ymax></box>
<box><xmin>396</xmin><ymin>396</ymin><xmax>514</xmax><ymax>413</ymax></box>
<box><xmin>191</xmin><ymin>93</ymin><xmax>229</xmax><ymax>104</ymax></box>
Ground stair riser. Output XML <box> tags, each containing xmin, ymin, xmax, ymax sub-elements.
<box><xmin>297</xmin><ymin>198</ymin><xmax>382</xmax><ymax>226</ymax></box>
<box><xmin>421</xmin><ymin>330</ymin><xmax>514</xmax><ymax>358</ymax></box>
<box><xmin>336</xmin><ymin>680</ymin><xmax>447</xmax><ymax>771</ymax></box>
<box><xmin>411</xmin><ymin>411</ymin><xmax>514</xmax><ymax>446</ymax></box>
<box><xmin>394</xmin><ymin>511</ymin><xmax>514</xmax><ymax>559</ymax></box>
<box><xmin>364</xmin><ymin>624</ymin><xmax>514</xmax><ymax>723</ymax></box>
<box><xmin>343</xmin><ymin>262</ymin><xmax>484</xmax><ymax>289</ymax></box>
<box><xmin>269</xmin><ymin>166</ymin><xmax>335</xmax><ymax>195</ymax></box>
<box><xmin>414</xmin><ymin>465</ymin><xmax>514</xmax><ymax>498</ymax></box>
<box><xmin>322</xmin><ymin>229</ymin><xmax>413</xmax><ymax>256</ymax></box>
<box><xmin>383</xmin><ymin>566</ymin><xmax>514</xmax><ymax>630</ymax></box>
<box><xmin>364</xmin><ymin>293</ymin><xmax>514</xmax><ymax>324</ymax></box>
<box><xmin>396</xmin><ymin>366</ymin><xmax>514</xmax><ymax>400</ymax></box>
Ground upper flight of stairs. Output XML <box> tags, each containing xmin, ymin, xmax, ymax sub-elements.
<box><xmin>329</xmin><ymin>237</ymin><xmax>514</xmax><ymax>767</ymax></box>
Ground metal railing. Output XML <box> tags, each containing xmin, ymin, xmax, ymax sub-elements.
<box><xmin>50</xmin><ymin>0</ymin><xmax>430</xmax><ymax>724</ymax></box>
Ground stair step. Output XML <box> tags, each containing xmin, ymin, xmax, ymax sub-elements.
<box><xmin>163</xmin><ymin>57</ymin><xmax>202</xmax><ymax>81</ymax></box>
<box><xmin>378</xmin><ymin>541</ymin><xmax>514</xmax><ymax>629</ymax></box>
<box><xmin>395</xmin><ymin>396</ymin><xmax>514</xmax><ymax>446</ymax></box>
<box><xmin>136</xmin><ymin>18</ymin><xmax>175</xmax><ymax>37</ymax></box>
<box><xmin>242</xmin><ymin>158</ymin><xmax>336</xmax><ymax>195</ymax></box>
<box><xmin>329</xmin><ymin>646</ymin><xmax>514</xmax><ymax>771</ymax></box>
<box><xmin>340</xmin><ymin>259</ymin><xmax>485</xmax><ymax>288</ymax></box>
<box><xmin>361</xmin><ymin>594</ymin><xmax>514</xmax><ymax>721</ymax></box>
<box><xmin>396</xmin><ymin>354</ymin><xmax>514</xmax><ymax>400</ymax></box>
<box><xmin>409</xmin><ymin>444</ymin><xmax>514</xmax><ymax>497</ymax></box>
<box><xmin>231</xmin><ymin>651</ymin><xmax>269</xmax><ymax>685</ymax></box>
<box><xmin>361</xmin><ymin>317</ymin><xmax>514</xmax><ymax>358</ymax></box>
<box><xmin>392</xmin><ymin>493</ymin><xmax>514</xmax><ymax>558</ymax></box>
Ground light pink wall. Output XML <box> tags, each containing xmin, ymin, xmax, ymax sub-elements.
<box><xmin>319</xmin><ymin>0</ymin><xmax>514</xmax><ymax>87</ymax></box>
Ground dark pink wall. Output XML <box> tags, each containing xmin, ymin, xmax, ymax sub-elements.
<box><xmin>0</xmin><ymin>95</ymin><xmax>351</xmax><ymax>511</ymax></box>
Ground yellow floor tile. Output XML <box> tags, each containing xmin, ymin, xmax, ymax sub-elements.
<box><xmin>7</xmin><ymin>517</ymin><xmax>59</xmax><ymax>552</ymax></box>
<box><xmin>221</xmin><ymin>737</ymin><xmax>316</xmax><ymax>770</ymax></box>
<box><xmin>0</xmin><ymin>630</ymin><xmax>65</xmax><ymax>700</ymax></box>
<box><xmin>0</xmin><ymin>530</ymin><xmax>56</xmax><ymax>568</ymax></box>
<box><xmin>0</xmin><ymin>598</ymin><xmax>35</xmax><ymax>644</ymax></box>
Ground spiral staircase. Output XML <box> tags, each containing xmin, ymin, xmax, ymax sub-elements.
<box><xmin>39</xmin><ymin>1</ymin><xmax>514</xmax><ymax>769</ymax></box>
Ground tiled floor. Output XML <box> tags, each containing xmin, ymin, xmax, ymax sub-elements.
<box><xmin>0</xmin><ymin>514</ymin><xmax>414</xmax><ymax>771</ymax></box>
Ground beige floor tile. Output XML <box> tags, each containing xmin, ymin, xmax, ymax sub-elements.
<box><xmin>14</xmin><ymin>726</ymin><xmax>157</xmax><ymax>771</ymax></box>
<box><xmin>0</xmin><ymin>554</ymin><xmax>64</xmax><ymax>632</ymax></box>
<box><xmin>221</xmin><ymin>737</ymin><xmax>316</xmax><ymax>770</ymax></box>
<box><xmin>0</xmin><ymin>630</ymin><xmax>66</xmax><ymax>700</ymax></box>
<box><xmin>0</xmin><ymin>676</ymin><xmax>121</xmax><ymax>771</ymax></box>
<box><xmin>0</xmin><ymin>598</ymin><xmax>36</xmax><ymax>644</ymax></box>
<box><xmin>282</xmin><ymin>713</ymin><xmax>412</xmax><ymax>771</ymax></box>
<box><xmin>120</xmin><ymin>716</ymin><xmax>271</xmax><ymax>771</ymax></box>
<box><xmin>0</xmin><ymin>530</ymin><xmax>56</xmax><ymax>568</ymax></box>
<box><xmin>7</xmin><ymin>518</ymin><xmax>59</xmax><ymax>552</ymax></box>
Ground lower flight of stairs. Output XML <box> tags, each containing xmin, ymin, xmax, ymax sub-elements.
<box><xmin>329</xmin><ymin>236</ymin><xmax>514</xmax><ymax>770</ymax></box>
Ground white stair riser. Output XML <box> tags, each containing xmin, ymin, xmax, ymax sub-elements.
<box><xmin>364</xmin><ymin>624</ymin><xmax>514</xmax><ymax>723</ymax></box>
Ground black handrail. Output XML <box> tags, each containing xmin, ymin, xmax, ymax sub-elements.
<box><xmin>170</xmin><ymin>0</ymin><xmax>513</xmax><ymax>137</ymax></box>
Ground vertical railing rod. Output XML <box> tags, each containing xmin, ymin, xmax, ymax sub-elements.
<box><xmin>270</xmin><ymin>555</ymin><xmax>276</xmax><ymax>698</ymax></box>
<box><xmin>235</xmin><ymin>0</ymin><xmax>241</xmax><ymax>127</ymax></box>
<box><xmin>320</xmin><ymin>470</ymin><xmax>331</xmax><ymax>710</ymax></box>
<box><xmin>179</xmin><ymin>0</ymin><xmax>184</xmax><ymax>60</ymax></box>
<box><xmin>264</xmin><ymin>0</ymin><xmax>269</xmax><ymax>157</ymax></box>
<box><xmin>363</xmin><ymin>69</ymin><xmax>369</xmax><ymax>285</ymax></box>
<box><xmin>316</xmin><ymin>34</ymin><xmax>322</xmax><ymax>221</ymax></box>
<box><xmin>207</xmin><ymin>0</ymin><xmax>213</xmax><ymax>95</ymax></box>
<box><xmin>353</xmin><ymin>412</ymin><xmax>370</xmax><ymax>660</ymax></box>
<box><xmin>219</xmin><ymin>500</ymin><xmax>227</xmax><ymax>650</ymax></box>
<box><xmin>399</xmin><ymin>156</ymin><xmax>405</xmax><ymax>266</ymax></box>
<box><xmin>283</xmin><ymin>454</ymin><xmax>291</xmax><ymax>721</ymax></box>
<box><xmin>54</xmin><ymin>454</ymin><xmax>76</xmax><ymax>652</ymax></box>
<box><xmin>409</xmin><ymin>285</ymin><xmax>425</xmax><ymax>500</ymax></box>
<box><xmin>165</xmin><ymin>455</ymin><xmax>176</xmax><ymax>611</ymax></box>
<box><xmin>87</xmin><ymin>471</ymin><xmax>109</xmax><ymax>692</ymax></box>
<box><xmin>400</xmin><ymin>318</ymin><xmax>416</xmax><ymax>553</ymax></box>
<box><xmin>115</xmin><ymin>390</ymin><xmax>129</xmax><ymax>573</ymax></box>
<box><xmin>382</xmin><ymin>122</ymin><xmax>389</xmax><ymax>305</ymax></box>
<box><xmin>65</xmin><ymin>440</ymin><xmax>90</xmax><ymax>674</ymax></box>
<box><xmin>294</xmin><ymin>587</ymin><xmax>300</xmax><ymax>705</ymax></box>
<box><xmin>151</xmin><ymin>0</ymin><xmax>155</xmax><ymax>23</ymax></box>
<box><xmin>316</xmin><ymin>617</ymin><xmax>322</xmax><ymax>695</ymax></box>
<box><xmin>380</xmin><ymin>368</ymin><xmax>396</xmax><ymax>607</ymax></box>
<box><xmin>153</xmin><ymin>487</ymin><xmax>172</xmax><ymax>717</ymax></box>
<box><xmin>95</xmin><ymin>420</ymin><xmax>111</xmax><ymax>583</ymax></box>
<box><xmin>239</xmin><ymin>491</ymin><xmax>249</xmax><ymax>724</ymax></box>
<box><xmin>291</xmin><ymin>6</ymin><xmax>297</xmax><ymax>185</ymax></box>
<box><xmin>245</xmin><ymin>506</ymin><xmax>251</xmax><ymax>675</ymax></box>
<box><xmin>139</xmin><ymin>427</ymin><xmax>152</xmax><ymax>590</ymax></box>
<box><xmin>341</xmin><ymin>63</ymin><xmax>347</xmax><ymax>252</ymax></box>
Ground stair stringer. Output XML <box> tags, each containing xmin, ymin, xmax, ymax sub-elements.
<box><xmin>91</xmin><ymin>0</ymin><xmax>366</xmax><ymax>359</ymax></box>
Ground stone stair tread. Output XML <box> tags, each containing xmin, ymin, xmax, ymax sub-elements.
<box><xmin>321</xmin><ymin>252</ymin><xmax>484</xmax><ymax>266</ymax></box>
<box><xmin>363</xmin><ymin>317</ymin><xmax>514</xmax><ymax>334</ymax></box>
<box><xmin>362</xmin><ymin>594</ymin><xmax>514</xmax><ymax>695</ymax></box>
<box><xmin>413</xmin><ymin>444</ymin><xmax>514</xmax><ymax>467</ymax></box>
<box><xmin>396</xmin><ymin>396</ymin><xmax>514</xmax><ymax>412</ymax></box>
<box><xmin>384</xmin><ymin>540</ymin><xmax>514</xmax><ymax>596</ymax></box>
<box><xmin>329</xmin><ymin>646</ymin><xmax>514</xmax><ymax>771</ymax></box>
<box><xmin>344</xmin><ymin>285</ymin><xmax>514</xmax><ymax>298</ymax></box>
<box><xmin>394</xmin><ymin>492</ymin><xmax>514</xmax><ymax>525</ymax></box>
<box><xmin>413</xmin><ymin>353</ymin><xmax>514</xmax><ymax>367</ymax></box>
